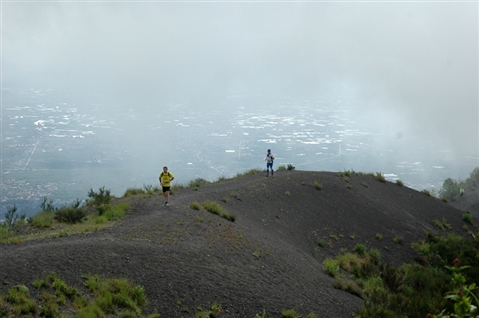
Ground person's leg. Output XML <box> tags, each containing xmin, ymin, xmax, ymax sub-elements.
<box><xmin>266</xmin><ymin>162</ymin><xmax>272</xmax><ymax>176</ymax></box>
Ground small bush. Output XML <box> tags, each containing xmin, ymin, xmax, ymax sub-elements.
<box><xmin>323</xmin><ymin>258</ymin><xmax>340</xmax><ymax>277</ymax></box>
<box><xmin>313</xmin><ymin>181</ymin><xmax>323</xmax><ymax>190</ymax></box>
<box><xmin>462</xmin><ymin>212</ymin><xmax>473</xmax><ymax>224</ymax></box>
<box><xmin>54</xmin><ymin>207</ymin><xmax>86</xmax><ymax>224</ymax></box>
<box><xmin>354</xmin><ymin>243</ymin><xmax>367</xmax><ymax>256</ymax></box>
<box><xmin>4</xmin><ymin>204</ymin><xmax>26</xmax><ymax>229</ymax></box>
<box><xmin>441</xmin><ymin>197</ymin><xmax>448</xmax><ymax>203</ymax></box>
<box><xmin>333</xmin><ymin>279</ymin><xmax>363</xmax><ymax>298</ymax></box>
<box><xmin>375</xmin><ymin>233</ymin><xmax>383</xmax><ymax>241</ymax></box>
<box><xmin>317</xmin><ymin>239</ymin><xmax>325</xmax><ymax>247</ymax></box>
<box><xmin>422</xmin><ymin>189</ymin><xmax>431</xmax><ymax>196</ymax></box>
<box><xmin>433</xmin><ymin>218</ymin><xmax>451</xmax><ymax>231</ymax></box>
<box><xmin>368</xmin><ymin>248</ymin><xmax>382</xmax><ymax>262</ymax></box>
<box><xmin>282</xmin><ymin>308</ymin><xmax>300</xmax><ymax>318</ymax></box>
<box><xmin>362</xmin><ymin>182</ymin><xmax>369</xmax><ymax>188</ymax></box>
<box><xmin>123</xmin><ymin>188</ymin><xmax>145</xmax><ymax>197</ymax></box>
<box><xmin>40</xmin><ymin>197</ymin><xmax>56</xmax><ymax>212</ymax></box>
<box><xmin>189</xmin><ymin>178</ymin><xmax>209</xmax><ymax>188</ymax></box>
<box><xmin>190</xmin><ymin>202</ymin><xmax>202</xmax><ymax>210</ymax></box>
<box><xmin>28</xmin><ymin>211</ymin><xmax>54</xmax><ymax>228</ymax></box>
<box><xmin>395</xmin><ymin>180</ymin><xmax>404</xmax><ymax>186</ymax></box>
<box><xmin>88</xmin><ymin>187</ymin><xmax>111</xmax><ymax>206</ymax></box>
<box><xmin>285</xmin><ymin>191</ymin><xmax>291</xmax><ymax>196</ymax></box>
<box><xmin>202</xmin><ymin>200</ymin><xmax>235</xmax><ymax>222</ymax></box>
<box><xmin>393</xmin><ymin>236</ymin><xmax>403</xmax><ymax>244</ymax></box>
<box><xmin>103</xmin><ymin>203</ymin><xmax>129</xmax><ymax>221</ymax></box>
<box><xmin>277</xmin><ymin>165</ymin><xmax>287</xmax><ymax>171</ymax></box>
<box><xmin>374</xmin><ymin>172</ymin><xmax>386</xmax><ymax>183</ymax></box>
<box><xmin>286</xmin><ymin>164</ymin><xmax>295</xmax><ymax>171</ymax></box>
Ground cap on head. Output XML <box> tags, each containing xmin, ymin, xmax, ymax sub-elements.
<box><xmin>267</xmin><ymin>149</ymin><xmax>271</xmax><ymax>152</ymax></box>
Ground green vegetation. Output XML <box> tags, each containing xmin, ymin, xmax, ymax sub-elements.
<box><xmin>395</xmin><ymin>179</ymin><xmax>404</xmax><ymax>186</ymax></box>
<box><xmin>317</xmin><ymin>239</ymin><xmax>325</xmax><ymax>247</ymax></box>
<box><xmin>433</xmin><ymin>218</ymin><xmax>452</xmax><ymax>231</ymax></box>
<box><xmin>189</xmin><ymin>202</ymin><xmax>202</xmax><ymax>210</ymax></box>
<box><xmin>392</xmin><ymin>236</ymin><xmax>403</xmax><ymax>244</ymax></box>
<box><xmin>348</xmin><ymin>233</ymin><xmax>479</xmax><ymax>318</ymax></box>
<box><xmin>462</xmin><ymin>211</ymin><xmax>473</xmax><ymax>224</ymax></box>
<box><xmin>323</xmin><ymin>258</ymin><xmax>340</xmax><ymax>277</ymax></box>
<box><xmin>202</xmin><ymin>200</ymin><xmax>236</xmax><ymax>222</ymax></box>
<box><xmin>375</xmin><ymin>233</ymin><xmax>383</xmax><ymax>241</ymax></box>
<box><xmin>1</xmin><ymin>191</ymin><xmax>130</xmax><ymax>244</ymax></box>
<box><xmin>189</xmin><ymin>178</ymin><xmax>209</xmax><ymax>188</ymax></box>
<box><xmin>422</xmin><ymin>189</ymin><xmax>432</xmax><ymax>196</ymax></box>
<box><xmin>0</xmin><ymin>273</ymin><xmax>154</xmax><ymax>318</ymax></box>
<box><xmin>374</xmin><ymin>172</ymin><xmax>386</xmax><ymax>183</ymax></box>
<box><xmin>87</xmin><ymin>186</ymin><xmax>112</xmax><ymax>206</ymax></box>
<box><xmin>313</xmin><ymin>181</ymin><xmax>323</xmax><ymax>190</ymax></box>
<box><xmin>438</xmin><ymin>167</ymin><xmax>479</xmax><ymax>200</ymax></box>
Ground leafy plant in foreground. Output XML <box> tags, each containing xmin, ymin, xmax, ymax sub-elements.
<box><xmin>429</xmin><ymin>259</ymin><xmax>479</xmax><ymax>318</ymax></box>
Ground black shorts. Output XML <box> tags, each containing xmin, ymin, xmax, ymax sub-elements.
<box><xmin>162</xmin><ymin>186</ymin><xmax>170</xmax><ymax>193</ymax></box>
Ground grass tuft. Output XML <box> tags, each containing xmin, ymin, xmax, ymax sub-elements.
<box><xmin>202</xmin><ymin>200</ymin><xmax>235</xmax><ymax>222</ymax></box>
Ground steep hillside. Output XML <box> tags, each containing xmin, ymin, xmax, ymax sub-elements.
<box><xmin>0</xmin><ymin>170</ymin><xmax>475</xmax><ymax>317</ymax></box>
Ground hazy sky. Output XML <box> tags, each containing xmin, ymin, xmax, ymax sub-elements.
<box><xmin>3</xmin><ymin>1</ymin><xmax>478</xmax><ymax>156</ymax></box>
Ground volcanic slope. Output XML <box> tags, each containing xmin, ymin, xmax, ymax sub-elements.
<box><xmin>0</xmin><ymin>170</ymin><xmax>473</xmax><ymax>317</ymax></box>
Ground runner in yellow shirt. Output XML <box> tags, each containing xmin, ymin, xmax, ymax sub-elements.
<box><xmin>159</xmin><ymin>166</ymin><xmax>174</xmax><ymax>206</ymax></box>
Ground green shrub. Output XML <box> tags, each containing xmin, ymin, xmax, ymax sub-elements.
<box><xmin>190</xmin><ymin>202</ymin><xmax>202</xmax><ymax>210</ymax></box>
<box><xmin>0</xmin><ymin>227</ymin><xmax>14</xmax><ymax>243</ymax></box>
<box><xmin>368</xmin><ymin>248</ymin><xmax>382</xmax><ymax>262</ymax></box>
<box><xmin>28</xmin><ymin>211</ymin><xmax>54</xmax><ymax>228</ymax></box>
<box><xmin>441</xmin><ymin>197</ymin><xmax>448</xmax><ymax>203</ymax></box>
<box><xmin>143</xmin><ymin>184</ymin><xmax>160</xmax><ymax>195</ymax></box>
<box><xmin>462</xmin><ymin>212</ymin><xmax>473</xmax><ymax>224</ymax></box>
<box><xmin>313</xmin><ymin>181</ymin><xmax>323</xmax><ymax>190</ymax></box>
<box><xmin>317</xmin><ymin>240</ymin><xmax>325</xmax><ymax>247</ymax></box>
<box><xmin>103</xmin><ymin>203</ymin><xmax>129</xmax><ymax>221</ymax></box>
<box><xmin>433</xmin><ymin>218</ymin><xmax>451</xmax><ymax>231</ymax></box>
<box><xmin>189</xmin><ymin>178</ymin><xmax>209</xmax><ymax>188</ymax></box>
<box><xmin>422</xmin><ymin>189</ymin><xmax>431</xmax><ymax>196</ymax></box>
<box><xmin>333</xmin><ymin>279</ymin><xmax>363</xmax><ymax>298</ymax></box>
<box><xmin>393</xmin><ymin>236</ymin><xmax>403</xmax><ymax>244</ymax></box>
<box><xmin>354</xmin><ymin>243</ymin><xmax>367</xmax><ymax>256</ymax></box>
<box><xmin>395</xmin><ymin>179</ymin><xmax>404</xmax><ymax>186</ymax></box>
<box><xmin>286</xmin><ymin>164</ymin><xmax>295</xmax><ymax>170</ymax></box>
<box><xmin>54</xmin><ymin>207</ymin><xmax>86</xmax><ymax>224</ymax></box>
<box><xmin>375</xmin><ymin>233</ymin><xmax>383</xmax><ymax>241</ymax></box>
<box><xmin>277</xmin><ymin>165</ymin><xmax>287</xmax><ymax>171</ymax></box>
<box><xmin>40</xmin><ymin>197</ymin><xmax>56</xmax><ymax>212</ymax></box>
<box><xmin>282</xmin><ymin>308</ymin><xmax>300</xmax><ymax>318</ymax></box>
<box><xmin>123</xmin><ymin>188</ymin><xmax>145</xmax><ymax>197</ymax></box>
<box><xmin>4</xmin><ymin>204</ymin><xmax>26</xmax><ymax>229</ymax></box>
<box><xmin>374</xmin><ymin>172</ymin><xmax>386</xmax><ymax>183</ymax></box>
<box><xmin>323</xmin><ymin>258</ymin><xmax>340</xmax><ymax>277</ymax></box>
<box><xmin>88</xmin><ymin>186</ymin><xmax>111</xmax><ymax>206</ymax></box>
<box><xmin>362</xmin><ymin>182</ymin><xmax>369</xmax><ymax>188</ymax></box>
<box><xmin>202</xmin><ymin>200</ymin><xmax>235</xmax><ymax>222</ymax></box>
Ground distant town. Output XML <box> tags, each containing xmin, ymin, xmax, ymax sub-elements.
<box><xmin>2</xmin><ymin>88</ymin><xmax>475</xmax><ymax>218</ymax></box>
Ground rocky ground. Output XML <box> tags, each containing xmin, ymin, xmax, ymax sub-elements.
<box><xmin>0</xmin><ymin>170</ymin><xmax>474</xmax><ymax>317</ymax></box>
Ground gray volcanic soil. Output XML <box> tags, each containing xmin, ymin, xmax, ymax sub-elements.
<box><xmin>0</xmin><ymin>170</ymin><xmax>473</xmax><ymax>317</ymax></box>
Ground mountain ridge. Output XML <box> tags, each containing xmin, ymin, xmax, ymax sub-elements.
<box><xmin>0</xmin><ymin>170</ymin><xmax>475</xmax><ymax>317</ymax></box>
